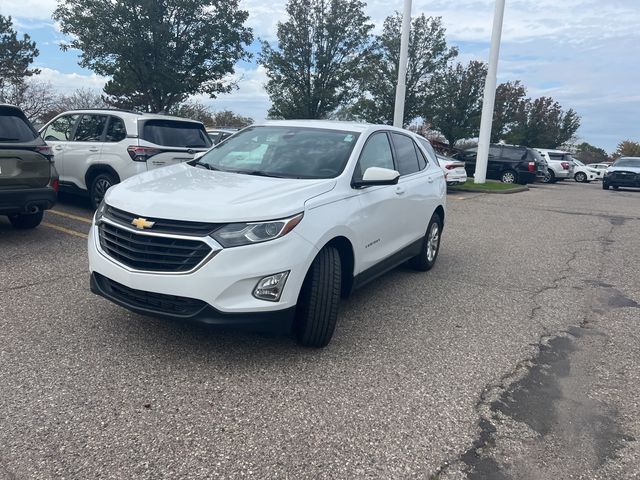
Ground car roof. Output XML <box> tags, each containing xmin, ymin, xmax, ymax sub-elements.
<box><xmin>58</xmin><ymin>109</ymin><xmax>203</xmax><ymax>123</ymax></box>
<box><xmin>257</xmin><ymin>119</ymin><xmax>393</xmax><ymax>134</ymax></box>
<box><xmin>536</xmin><ymin>148</ymin><xmax>569</xmax><ymax>154</ymax></box>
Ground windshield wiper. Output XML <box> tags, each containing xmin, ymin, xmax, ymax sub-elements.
<box><xmin>192</xmin><ymin>160</ymin><xmax>222</xmax><ymax>171</ymax></box>
<box><xmin>233</xmin><ymin>170</ymin><xmax>287</xmax><ymax>178</ymax></box>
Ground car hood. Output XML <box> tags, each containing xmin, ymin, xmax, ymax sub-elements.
<box><xmin>607</xmin><ymin>166</ymin><xmax>640</xmax><ymax>174</ymax></box>
<box><xmin>104</xmin><ymin>163</ymin><xmax>337</xmax><ymax>222</ymax></box>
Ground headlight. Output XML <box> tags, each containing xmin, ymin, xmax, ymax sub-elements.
<box><xmin>94</xmin><ymin>199</ymin><xmax>107</xmax><ymax>224</ymax></box>
<box><xmin>212</xmin><ymin>213</ymin><xmax>303</xmax><ymax>247</ymax></box>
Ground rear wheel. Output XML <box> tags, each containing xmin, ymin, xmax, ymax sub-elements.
<box><xmin>613</xmin><ymin>185</ymin><xmax>619</xmax><ymax>190</ymax></box>
<box><xmin>90</xmin><ymin>173</ymin><xmax>117</xmax><ymax>209</ymax></box>
<box><xmin>542</xmin><ymin>170</ymin><xmax>555</xmax><ymax>183</ymax></box>
<box><xmin>602</xmin><ymin>182</ymin><xmax>609</xmax><ymax>190</ymax></box>
<box><xmin>409</xmin><ymin>212</ymin><xmax>443</xmax><ymax>272</ymax></box>
<box><xmin>501</xmin><ymin>169</ymin><xmax>517</xmax><ymax>184</ymax></box>
<box><xmin>295</xmin><ymin>246</ymin><xmax>342</xmax><ymax>348</ymax></box>
<box><xmin>8</xmin><ymin>211</ymin><xmax>44</xmax><ymax>229</ymax></box>
<box><xmin>575</xmin><ymin>172</ymin><xmax>587</xmax><ymax>183</ymax></box>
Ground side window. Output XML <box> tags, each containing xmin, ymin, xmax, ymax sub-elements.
<box><xmin>42</xmin><ymin>114</ymin><xmax>80</xmax><ymax>142</ymax></box>
<box><xmin>488</xmin><ymin>146</ymin><xmax>501</xmax><ymax>158</ymax></box>
<box><xmin>502</xmin><ymin>147</ymin><xmax>526</xmax><ymax>161</ymax></box>
<box><xmin>390</xmin><ymin>133</ymin><xmax>420</xmax><ymax>175</ymax></box>
<box><xmin>73</xmin><ymin>114</ymin><xmax>108</xmax><ymax>142</ymax></box>
<box><xmin>354</xmin><ymin>132</ymin><xmax>394</xmax><ymax>180</ymax></box>
<box><xmin>417</xmin><ymin>138</ymin><xmax>437</xmax><ymax>169</ymax></box>
<box><xmin>105</xmin><ymin>116</ymin><xmax>127</xmax><ymax>142</ymax></box>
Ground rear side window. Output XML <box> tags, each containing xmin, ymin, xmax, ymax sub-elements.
<box><xmin>501</xmin><ymin>147</ymin><xmax>526</xmax><ymax>161</ymax></box>
<box><xmin>417</xmin><ymin>138</ymin><xmax>437</xmax><ymax>165</ymax></box>
<box><xmin>42</xmin><ymin>114</ymin><xmax>80</xmax><ymax>142</ymax></box>
<box><xmin>105</xmin><ymin>116</ymin><xmax>127</xmax><ymax>142</ymax></box>
<box><xmin>489</xmin><ymin>146</ymin><xmax>501</xmax><ymax>158</ymax></box>
<box><xmin>0</xmin><ymin>109</ymin><xmax>38</xmax><ymax>142</ymax></box>
<box><xmin>74</xmin><ymin>114</ymin><xmax>108</xmax><ymax>142</ymax></box>
<box><xmin>391</xmin><ymin>133</ymin><xmax>420</xmax><ymax>175</ymax></box>
<box><xmin>141</xmin><ymin>120</ymin><xmax>212</xmax><ymax>148</ymax></box>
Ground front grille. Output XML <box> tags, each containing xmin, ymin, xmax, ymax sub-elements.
<box><xmin>94</xmin><ymin>273</ymin><xmax>205</xmax><ymax>316</ymax></box>
<box><xmin>105</xmin><ymin>206</ymin><xmax>222</xmax><ymax>236</ymax></box>
<box><xmin>98</xmin><ymin>222</ymin><xmax>213</xmax><ymax>272</ymax></box>
<box><xmin>613</xmin><ymin>171</ymin><xmax>638</xmax><ymax>181</ymax></box>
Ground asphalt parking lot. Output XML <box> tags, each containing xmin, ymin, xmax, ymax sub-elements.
<box><xmin>1</xmin><ymin>181</ymin><xmax>639</xmax><ymax>479</ymax></box>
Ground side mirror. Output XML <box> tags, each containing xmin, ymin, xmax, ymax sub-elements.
<box><xmin>193</xmin><ymin>151</ymin><xmax>207</xmax><ymax>160</ymax></box>
<box><xmin>352</xmin><ymin>167</ymin><xmax>400</xmax><ymax>188</ymax></box>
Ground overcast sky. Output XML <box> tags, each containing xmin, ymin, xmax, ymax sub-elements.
<box><xmin>2</xmin><ymin>0</ymin><xmax>638</xmax><ymax>152</ymax></box>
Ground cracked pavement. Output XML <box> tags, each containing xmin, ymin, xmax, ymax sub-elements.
<box><xmin>1</xmin><ymin>184</ymin><xmax>639</xmax><ymax>479</ymax></box>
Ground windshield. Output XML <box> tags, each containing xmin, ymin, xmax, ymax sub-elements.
<box><xmin>0</xmin><ymin>110</ymin><xmax>38</xmax><ymax>142</ymax></box>
<box><xmin>141</xmin><ymin>120</ymin><xmax>212</xmax><ymax>148</ymax></box>
<box><xmin>613</xmin><ymin>157</ymin><xmax>640</xmax><ymax>168</ymax></box>
<box><xmin>197</xmin><ymin>126</ymin><xmax>360</xmax><ymax>179</ymax></box>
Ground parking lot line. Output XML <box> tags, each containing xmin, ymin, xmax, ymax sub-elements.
<box><xmin>42</xmin><ymin>222</ymin><xmax>88</xmax><ymax>239</ymax></box>
<box><xmin>48</xmin><ymin>209</ymin><xmax>93</xmax><ymax>224</ymax></box>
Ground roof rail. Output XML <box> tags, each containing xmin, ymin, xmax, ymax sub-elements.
<box><xmin>68</xmin><ymin>108</ymin><xmax>144</xmax><ymax>115</ymax></box>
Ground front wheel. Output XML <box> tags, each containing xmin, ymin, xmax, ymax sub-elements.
<box><xmin>295</xmin><ymin>246</ymin><xmax>342</xmax><ymax>348</ymax></box>
<box><xmin>603</xmin><ymin>182</ymin><xmax>609</xmax><ymax>190</ymax></box>
<box><xmin>501</xmin><ymin>170</ymin><xmax>517</xmax><ymax>184</ymax></box>
<box><xmin>575</xmin><ymin>172</ymin><xmax>587</xmax><ymax>183</ymax></box>
<box><xmin>409</xmin><ymin>212</ymin><xmax>443</xmax><ymax>272</ymax></box>
<box><xmin>90</xmin><ymin>173</ymin><xmax>117</xmax><ymax>209</ymax></box>
<box><xmin>8</xmin><ymin>211</ymin><xmax>44</xmax><ymax>229</ymax></box>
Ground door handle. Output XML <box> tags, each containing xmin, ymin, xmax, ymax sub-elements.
<box><xmin>54</xmin><ymin>145</ymin><xmax>63</xmax><ymax>151</ymax></box>
<box><xmin>395</xmin><ymin>187</ymin><xmax>405</xmax><ymax>195</ymax></box>
<box><xmin>427</xmin><ymin>176</ymin><xmax>434</xmax><ymax>183</ymax></box>
<box><xmin>89</xmin><ymin>148</ymin><xmax>99</xmax><ymax>152</ymax></box>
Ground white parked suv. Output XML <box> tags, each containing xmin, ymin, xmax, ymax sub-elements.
<box><xmin>88</xmin><ymin>121</ymin><xmax>447</xmax><ymax>347</ymax></box>
<box><xmin>536</xmin><ymin>148</ymin><xmax>573</xmax><ymax>183</ymax></box>
<box><xmin>40</xmin><ymin>109</ymin><xmax>212</xmax><ymax>207</ymax></box>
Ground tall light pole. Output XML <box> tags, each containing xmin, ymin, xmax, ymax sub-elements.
<box><xmin>393</xmin><ymin>0</ymin><xmax>412</xmax><ymax>128</ymax></box>
<box><xmin>474</xmin><ymin>0</ymin><xmax>506</xmax><ymax>184</ymax></box>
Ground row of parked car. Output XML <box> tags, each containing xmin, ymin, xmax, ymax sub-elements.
<box><xmin>434</xmin><ymin>143</ymin><xmax>623</xmax><ymax>187</ymax></box>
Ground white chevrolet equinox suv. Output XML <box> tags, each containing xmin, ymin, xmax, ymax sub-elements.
<box><xmin>88</xmin><ymin>121</ymin><xmax>446</xmax><ymax>347</ymax></box>
<box><xmin>40</xmin><ymin>109</ymin><xmax>212</xmax><ymax>207</ymax></box>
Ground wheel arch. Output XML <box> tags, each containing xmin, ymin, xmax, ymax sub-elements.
<box><xmin>434</xmin><ymin>205</ymin><xmax>445</xmax><ymax>228</ymax></box>
<box><xmin>85</xmin><ymin>165</ymin><xmax>121</xmax><ymax>191</ymax></box>
<box><xmin>322</xmin><ymin>236</ymin><xmax>355</xmax><ymax>299</ymax></box>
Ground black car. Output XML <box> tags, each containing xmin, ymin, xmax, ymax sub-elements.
<box><xmin>458</xmin><ymin>144</ymin><xmax>547</xmax><ymax>184</ymax></box>
<box><xmin>603</xmin><ymin>157</ymin><xmax>640</xmax><ymax>190</ymax></box>
<box><xmin>0</xmin><ymin>104</ymin><xmax>58</xmax><ymax>228</ymax></box>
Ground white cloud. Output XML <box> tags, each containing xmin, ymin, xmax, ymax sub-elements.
<box><xmin>35</xmin><ymin>67</ymin><xmax>107</xmax><ymax>93</ymax></box>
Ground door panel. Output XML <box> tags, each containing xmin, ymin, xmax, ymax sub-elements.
<box><xmin>40</xmin><ymin>114</ymin><xmax>80</xmax><ymax>179</ymax></box>
<box><xmin>64</xmin><ymin>114</ymin><xmax>108</xmax><ymax>189</ymax></box>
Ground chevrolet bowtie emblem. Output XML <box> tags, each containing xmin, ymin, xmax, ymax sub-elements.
<box><xmin>131</xmin><ymin>217</ymin><xmax>155</xmax><ymax>229</ymax></box>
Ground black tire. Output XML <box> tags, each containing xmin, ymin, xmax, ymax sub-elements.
<box><xmin>574</xmin><ymin>172</ymin><xmax>587</xmax><ymax>183</ymax></box>
<box><xmin>542</xmin><ymin>170</ymin><xmax>555</xmax><ymax>184</ymax></box>
<box><xmin>409</xmin><ymin>212</ymin><xmax>443</xmax><ymax>272</ymax></box>
<box><xmin>8</xmin><ymin>211</ymin><xmax>44</xmax><ymax>229</ymax></box>
<box><xmin>295</xmin><ymin>246</ymin><xmax>342</xmax><ymax>348</ymax></box>
<box><xmin>613</xmin><ymin>185</ymin><xmax>619</xmax><ymax>190</ymax></box>
<box><xmin>603</xmin><ymin>182</ymin><xmax>609</xmax><ymax>190</ymax></box>
<box><xmin>90</xmin><ymin>173</ymin><xmax>117</xmax><ymax>209</ymax></box>
<box><xmin>501</xmin><ymin>169</ymin><xmax>518</xmax><ymax>184</ymax></box>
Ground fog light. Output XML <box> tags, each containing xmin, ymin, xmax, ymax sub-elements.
<box><xmin>253</xmin><ymin>271</ymin><xmax>289</xmax><ymax>302</ymax></box>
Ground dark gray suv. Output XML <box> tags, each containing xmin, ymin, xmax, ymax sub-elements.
<box><xmin>0</xmin><ymin>104</ymin><xmax>58</xmax><ymax>228</ymax></box>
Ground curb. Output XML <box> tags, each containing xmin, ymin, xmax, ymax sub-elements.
<box><xmin>448</xmin><ymin>185</ymin><xmax>529</xmax><ymax>194</ymax></box>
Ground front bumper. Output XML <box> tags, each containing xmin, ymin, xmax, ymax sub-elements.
<box><xmin>88</xmin><ymin>222</ymin><xmax>317</xmax><ymax>319</ymax></box>
<box><xmin>0</xmin><ymin>186</ymin><xmax>57</xmax><ymax>215</ymax></box>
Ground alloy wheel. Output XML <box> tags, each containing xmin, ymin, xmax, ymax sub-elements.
<box><xmin>426</xmin><ymin>223</ymin><xmax>440</xmax><ymax>262</ymax></box>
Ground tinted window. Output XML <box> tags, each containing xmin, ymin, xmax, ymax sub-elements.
<box><xmin>391</xmin><ymin>133</ymin><xmax>420</xmax><ymax>175</ymax></box>
<box><xmin>105</xmin><ymin>116</ymin><xmax>127</xmax><ymax>142</ymax></box>
<box><xmin>417</xmin><ymin>138</ymin><xmax>437</xmax><ymax>166</ymax></box>
<box><xmin>74</xmin><ymin>114</ymin><xmax>108</xmax><ymax>142</ymax></box>
<box><xmin>0</xmin><ymin>109</ymin><xmax>37</xmax><ymax>142</ymax></box>
<box><xmin>548</xmin><ymin>153</ymin><xmax>569</xmax><ymax>161</ymax></box>
<box><xmin>142</xmin><ymin>120</ymin><xmax>212</xmax><ymax>148</ymax></box>
<box><xmin>414</xmin><ymin>143</ymin><xmax>427</xmax><ymax>170</ymax></box>
<box><xmin>42</xmin><ymin>114</ymin><xmax>80</xmax><ymax>142</ymax></box>
<box><xmin>355</xmin><ymin>132</ymin><xmax>394</xmax><ymax>180</ymax></box>
<box><xmin>199</xmin><ymin>126</ymin><xmax>359</xmax><ymax>179</ymax></box>
<box><xmin>501</xmin><ymin>147</ymin><xmax>526</xmax><ymax>161</ymax></box>
<box><xmin>489</xmin><ymin>146</ymin><xmax>501</xmax><ymax>158</ymax></box>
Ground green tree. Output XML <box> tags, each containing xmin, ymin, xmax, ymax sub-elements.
<box><xmin>211</xmin><ymin>109</ymin><xmax>253</xmax><ymax>128</ymax></box>
<box><xmin>259</xmin><ymin>0</ymin><xmax>374</xmax><ymax>119</ymax></box>
<box><xmin>54</xmin><ymin>0</ymin><xmax>252</xmax><ymax>112</ymax></box>
<box><xmin>491</xmin><ymin>81</ymin><xmax>527</xmax><ymax>143</ymax></box>
<box><xmin>348</xmin><ymin>13</ymin><xmax>457</xmax><ymax>126</ymax></box>
<box><xmin>425</xmin><ymin>60</ymin><xmax>487</xmax><ymax>147</ymax></box>
<box><xmin>504</xmin><ymin>96</ymin><xmax>580</xmax><ymax>148</ymax></box>
<box><xmin>0</xmin><ymin>15</ymin><xmax>40</xmax><ymax>97</ymax></box>
<box><xmin>613</xmin><ymin>140</ymin><xmax>640</xmax><ymax>158</ymax></box>
<box><xmin>573</xmin><ymin>142</ymin><xmax>609</xmax><ymax>164</ymax></box>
